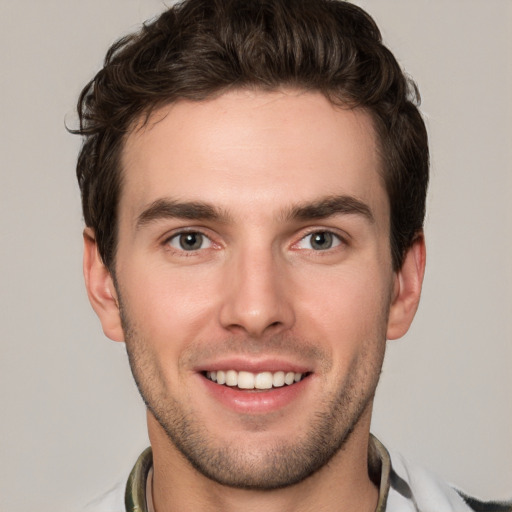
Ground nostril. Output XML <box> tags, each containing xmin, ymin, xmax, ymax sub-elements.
<box><xmin>261</xmin><ymin>321</ymin><xmax>284</xmax><ymax>336</ymax></box>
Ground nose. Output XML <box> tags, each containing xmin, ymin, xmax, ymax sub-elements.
<box><xmin>219</xmin><ymin>246</ymin><xmax>295</xmax><ymax>338</ymax></box>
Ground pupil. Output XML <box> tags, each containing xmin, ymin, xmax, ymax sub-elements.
<box><xmin>180</xmin><ymin>233</ymin><xmax>202</xmax><ymax>250</ymax></box>
<box><xmin>312</xmin><ymin>232</ymin><xmax>332</xmax><ymax>250</ymax></box>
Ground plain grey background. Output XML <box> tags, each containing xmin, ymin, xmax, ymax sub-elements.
<box><xmin>0</xmin><ymin>1</ymin><xmax>510</xmax><ymax>510</ymax></box>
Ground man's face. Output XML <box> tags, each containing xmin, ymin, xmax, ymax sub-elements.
<box><xmin>104</xmin><ymin>90</ymin><xmax>405</xmax><ymax>488</ymax></box>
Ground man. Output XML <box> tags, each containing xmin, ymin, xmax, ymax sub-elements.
<box><xmin>73</xmin><ymin>0</ymin><xmax>511</xmax><ymax>511</ymax></box>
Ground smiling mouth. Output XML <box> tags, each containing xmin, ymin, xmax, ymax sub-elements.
<box><xmin>204</xmin><ymin>370</ymin><xmax>310</xmax><ymax>390</ymax></box>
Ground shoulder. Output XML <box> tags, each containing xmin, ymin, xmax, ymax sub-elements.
<box><xmin>387</xmin><ymin>450</ymin><xmax>512</xmax><ymax>512</ymax></box>
<box><xmin>80</xmin><ymin>447</ymin><xmax>152</xmax><ymax>512</ymax></box>
<box><xmin>81</xmin><ymin>480</ymin><xmax>126</xmax><ymax>512</ymax></box>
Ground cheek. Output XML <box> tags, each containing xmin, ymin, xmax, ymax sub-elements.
<box><xmin>119</xmin><ymin>260</ymin><xmax>221</xmax><ymax>349</ymax></box>
<box><xmin>293</xmin><ymin>265</ymin><xmax>391</xmax><ymax>350</ymax></box>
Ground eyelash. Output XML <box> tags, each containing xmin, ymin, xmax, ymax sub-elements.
<box><xmin>162</xmin><ymin>228</ymin><xmax>347</xmax><ymax>255</ymax></box>
<box><xmin>294</xmin><ymin>230</ymin><xmax>347</xmax><ymax>252</ymax></box>
<box><xmin>164</xmin><ymin>230</ymin><xmax>214</xmax><ymax>253</ymax></box>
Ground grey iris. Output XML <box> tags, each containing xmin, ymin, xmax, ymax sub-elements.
<box><xmin>311</xmin><ymin>232</ymin><xmax>333</xmax><ymax>250</ymax></box>
<box><xmin>179</xmin><ymin>233</ymin><xmax>203</xmax><ymax>250</ymax></box>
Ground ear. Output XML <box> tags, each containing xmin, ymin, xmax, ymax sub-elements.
<box><xmin>387</xmin><ymin>233</ymin><xmax>426</xmax><ymax>340</ymax></box>
<box><xmin>83</xmin><ymin>227</ymin><xmax>124</xmax><ymax>342</ymax></box>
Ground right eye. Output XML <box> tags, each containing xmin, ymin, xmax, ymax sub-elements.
<box><xmin>167</xmin><ymin>232</ymin><xmax>212</xmax><ymax>252</ymax></box>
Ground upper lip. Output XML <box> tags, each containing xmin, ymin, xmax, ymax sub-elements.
<box><xmin>194</xmin><ymin>357</ymin><xmax>312</xmax><ymax>374</ymax></box>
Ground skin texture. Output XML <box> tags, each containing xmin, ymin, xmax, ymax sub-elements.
<box><xmin>84</xmin><ymin>89</ymin><xmax>425</xmax><ymax>512</ymax></box>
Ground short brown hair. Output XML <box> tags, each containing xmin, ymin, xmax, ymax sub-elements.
<box><xmin>73</xmin><ymin>0</ymin><xmax>429</xmax><ymax>271</ymax></box>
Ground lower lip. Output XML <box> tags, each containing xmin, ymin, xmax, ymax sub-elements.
<box><xmin>199</xmin><ymin>374</ymin><xmax>311</xmax><ymax>414</ymax></box>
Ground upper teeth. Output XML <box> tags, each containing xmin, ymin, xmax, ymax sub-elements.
<box><xmin>206</xmin><ymin>370</ymin><xmax>304</xmax><ymax>389</ymax></box>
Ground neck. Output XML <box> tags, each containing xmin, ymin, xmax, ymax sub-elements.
<box><xmin>147</xmin><ymin>410</ymin><xmax>379</xmax><ymax>512</ymax></box>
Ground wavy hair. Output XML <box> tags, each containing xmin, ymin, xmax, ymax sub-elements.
<box><xmin>72</xmin><ymin>0</ymin><xmax>429</xmax><ymax>271</ymax></box>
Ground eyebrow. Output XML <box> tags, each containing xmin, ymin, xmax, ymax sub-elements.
<box><xmin>135</xmin><ymin>194</ymin><xmax>374</xmax><ymax>230</ymax></box>
<box><xmin>136</xmin><ymin>198</ymin><xmax>227</xmax><ymax>229</ymax></box>
<box><xmin>283</xmin><ymin>195</ymin><xmax>375</xmax><ymax>223</ymax></box>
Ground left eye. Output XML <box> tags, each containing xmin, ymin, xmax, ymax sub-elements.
<box><xmin>168</xmin><ymin>232</ymin><xmax>212</xmax><ymax>251</ymax></box>
<box><xmin>296</xmin><ymin>231</ymin><xmax>342</xmax><ymax>251</ymax></box>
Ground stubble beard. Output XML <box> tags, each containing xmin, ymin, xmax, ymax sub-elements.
<box><xmin>120</xmin><ymin>309</ymin><xmax>386</xmax><ymax>490</ymax></box>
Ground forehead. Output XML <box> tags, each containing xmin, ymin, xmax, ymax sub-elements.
<box><xmin>120</xmin><ymin>89</ymin><xmax>387</xmax><ymax>225</ymax></box>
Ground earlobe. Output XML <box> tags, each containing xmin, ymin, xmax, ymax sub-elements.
<box><xmin>386</xmin><ymin>234</ymin><xmax>426</xmax><ymax>340</ymax></box>
<box><xmin>83</xmin><ymin>228</ymin><xmax>125</xmax><ymax>342</ymax></box>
